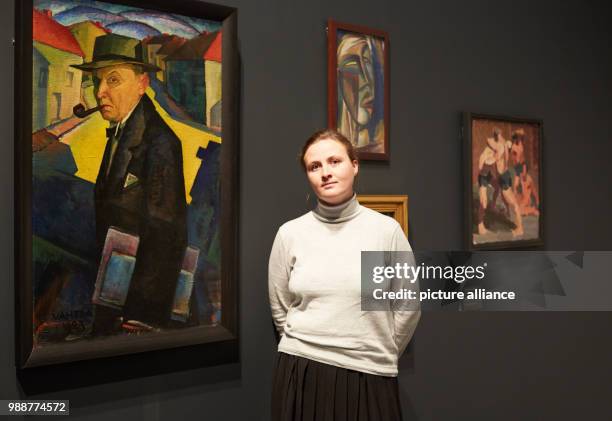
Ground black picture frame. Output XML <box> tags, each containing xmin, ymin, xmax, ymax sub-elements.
<box><xmin>15</xmin><ymin>0</ymin><xmax>239</xmax><ymax>368</ymax></box>
<box><xmin>463</xmin><ymin>112</ymin><xmax>544</xmax><ymax>250</ymax></box>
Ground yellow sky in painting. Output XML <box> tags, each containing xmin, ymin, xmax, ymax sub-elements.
<box><xmin>60</xmin><ymin>87</ymin><xmax>221</xmax><ymax>204</ymax></box>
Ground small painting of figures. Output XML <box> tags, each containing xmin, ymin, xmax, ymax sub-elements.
<box><xmin>465</xmin><ymin>114</ymin><xmax>544</xmax><ymax>249</ymax></box>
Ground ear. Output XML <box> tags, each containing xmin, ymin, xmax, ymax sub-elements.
<box><xmin>352</xmin><ymin>160</ymin><xmax>359</xmax><ymax>177</ymax></box>
<box><xmin>138</xmin><ymin>73</ymin><xmax>149</xmax><ymax>95</ymax></box>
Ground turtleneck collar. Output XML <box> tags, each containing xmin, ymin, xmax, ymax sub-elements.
<box><xmin>312</xmin><ymin>193</ymin><xmax>361</xmax><ymax>223</ymax></box>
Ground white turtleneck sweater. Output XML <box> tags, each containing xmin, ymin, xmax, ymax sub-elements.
<box><xmin>268</xmin><ymin>195</ymin><xmax>421</xmax><ymax>376</ymax></box>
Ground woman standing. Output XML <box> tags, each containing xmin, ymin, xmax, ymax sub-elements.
<box><xmin>269</xmin><ymin>129</ymin><xmax>420</xmax><ymax>420</ymax></box>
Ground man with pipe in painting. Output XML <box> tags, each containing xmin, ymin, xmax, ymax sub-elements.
<box><xmin>71</xmin><ymin>34</ymin><xmax>187</xmax><ymax>333</ymax></box>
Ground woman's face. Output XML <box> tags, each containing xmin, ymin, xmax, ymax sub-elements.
<box><xmin>304</xmin><ymin>138</ymin><xmax>358</xmax><ymax>205</ymax></box>
<box><xmin>338</xmin><ymin>36</ymin><xmax>375</xmax><ymax>127</ymax></box>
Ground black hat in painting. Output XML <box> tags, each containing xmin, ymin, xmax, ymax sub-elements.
<box><xmin>71</xmin><ymin>33</ymin><xmax>160</xmax><ymax>72</ymax></box>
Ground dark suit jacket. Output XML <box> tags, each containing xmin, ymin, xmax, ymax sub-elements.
<box><xmin>95</xmin><ymin>94</ymin><xmax>187</xmax><ymax>325</ymax></box>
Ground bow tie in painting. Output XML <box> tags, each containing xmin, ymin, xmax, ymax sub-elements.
<box><xmin>106</xmin><ymin>126</ymin><xmax>123</xmax><ymax>139</ymax></box>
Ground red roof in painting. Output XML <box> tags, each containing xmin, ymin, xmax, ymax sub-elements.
<box><xmin>204</xmin><ymin>32</ymin><xmax>221</xmax><ymax>62</ymax></box>
<box><xmin>165</xmin><ymin>32</ymin><xmax>215</xmax><ymax>61</ymax></box>
<box><xmin>157</xmin><ymin>36</ymin><xmax>187</xmax><ymax>55</ymax></box>
<box><xmin>143</xmin><ymin>33</ymin><xmax>175</xmax><ymax>46</ymax></box>
<box><xmin>33</xmin><ymin>9</ymin><xmax>84</xmax><ymax>57</ymax></box>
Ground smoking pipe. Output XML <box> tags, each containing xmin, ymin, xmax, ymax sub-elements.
<box><xmin>73</xmin><ymin>103</ymin><xmax>102</xmax><ymax>118</ymax></box>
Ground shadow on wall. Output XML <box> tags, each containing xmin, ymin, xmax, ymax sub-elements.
<box><xmin>16</xmin><ymin>341</ymin><xmax>240</xmax><ymax>403</ymax></box>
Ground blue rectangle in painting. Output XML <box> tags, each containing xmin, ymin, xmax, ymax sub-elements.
<box><xmin>98</xmin><ymin>251</ymin><xmax>135</xmax><ymax>307</ymax></box>
<box><xmin>171</xmin><ymin>270</ymin><xmax>195</xmax><ymax>322</ymax></box>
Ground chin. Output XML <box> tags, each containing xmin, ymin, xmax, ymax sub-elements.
<box><xmin>357</xmin><ymin>109</ymin><xmax>372</xmax><ymax>125</ymax></box>
<box><xmin>318</xmin><ymin>191</ymin><xmax>350</xmax><ymax>205</ymax></box>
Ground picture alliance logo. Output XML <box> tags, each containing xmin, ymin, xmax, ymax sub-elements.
<box><xmin>372</xmin><ymin>262</ymin><xmax>488</xmax><ymax>284</ymax></box>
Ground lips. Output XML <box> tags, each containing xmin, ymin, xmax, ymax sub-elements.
<box><xmin>321</xmin><ymin>181</ymin><xmax>337</xmax><ymax>188</ymax></box>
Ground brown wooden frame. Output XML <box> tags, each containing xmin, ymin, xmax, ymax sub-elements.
<box><xmin>357</xmin><ymin>195</ymin><xmax>408</xmax><ymax>236</ymax></box>
<box><xmin>462</xmin><ymin>112</ymin><xmax>544</xmax><ymax>250</ymax></box>
<box><xmin>16</xmin><ymin>0</ymin><xmax>239</xmax><ymax>368</ymax></box>
<box><xmin>327</xmin><ymin>19</ymin><xmax>390</xmax><ymax>161</ymax></box>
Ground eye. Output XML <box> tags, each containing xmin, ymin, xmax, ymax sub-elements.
<box><xmin>309</xmin><ymin>163</ymin><xmax>321</xmax><ymax>172</ymax></box>
<box><xmin>339</xmin><ymin>57</ymin><xmax>361</xmax><ymax>74</ymax></box>
<box><xmin>330</xmin><ymin>158</ymin><xmax>341</xmax><ymax>165</ymax></box>
<box><xmin>106</xmin><ymin>75</ymin><xmax>121</xmax><ymax>87</ymax></box>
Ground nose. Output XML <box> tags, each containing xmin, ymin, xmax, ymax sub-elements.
<box><xmin>321</xmin><ymin>164</ymin><xmax>332</xmax><ymax>180</ymax></box>
<box><xmin>96</xmin><ymin>79</ymin><xmax>108</xmax><ymax>100</ymax></box>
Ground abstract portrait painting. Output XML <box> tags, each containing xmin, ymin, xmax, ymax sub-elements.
<box><xmin>463</xmin><ymin>113</ymin><xmax>544</xmax><ymax>250</ymax></box>
<box><xmin>16</xmin><ymin>0</ymin><xmax>238</xmax><ymax>367</ymax></box>
<box><xmin>328</xmin><ymin>20</ymin><xmax>389</xmax><ymax>160</ymax></box>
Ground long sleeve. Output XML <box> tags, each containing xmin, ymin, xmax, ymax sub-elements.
<box><xmin>119</xmin><ymin>106</ymin><xmax>187</xmax><ymax>324</ymax></box>
<box><xmin>268</xmin><ymin>228</ymin><xmax>294</xmax><ymax>336</ymax></box>
<box><xmin>389</xmin><ymin>225</ymin><xmax>421</xmax><ymax>356</ymax></box>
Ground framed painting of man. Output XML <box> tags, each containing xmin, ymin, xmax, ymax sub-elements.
<box><xmin>463</xmin><ymin>113</ymin><xmax>544</xmax><ymax>250</ymax></box>
<box><xmin>327</xmin><ymin>20</ymin><xmax>389</xmax><ymax>161</ymax></box>
<box><xmin>15</xmin><ymin>0</ymin><xmax>239</xmax><ymax>368</ymax></box>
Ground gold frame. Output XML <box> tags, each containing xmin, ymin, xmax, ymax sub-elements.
<box><xmin>357</xmin><ymin>195</ymin><xmax>408</xmax><ymax>236</ymax></box>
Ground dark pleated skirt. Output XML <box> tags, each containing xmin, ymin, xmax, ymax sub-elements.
<box><xmin>271</xmin><ymin>352</ymin><xmax>403</xmax><ymax>421</ymax></box>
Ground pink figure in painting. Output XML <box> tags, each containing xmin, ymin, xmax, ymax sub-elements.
<box><xmin>511</xmin><ymin>129</ymin><xmax>540</xmax><ymax>216</ymax></box>
<box><xmin>477</xmin><ymin>128</ymin><xmax>524</xmax><ymax>237</ymax></box>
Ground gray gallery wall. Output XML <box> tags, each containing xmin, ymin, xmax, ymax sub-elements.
<box><xmin>2</xmin><ymin>0</ymin><xmax>611</xmax><ymax>419</ymax></box>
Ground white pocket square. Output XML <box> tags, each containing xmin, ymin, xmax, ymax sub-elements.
<box><xmin>124</xmin><ymin>173</ymin><xmax>139</xmax><ymax>188</ymax></box>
